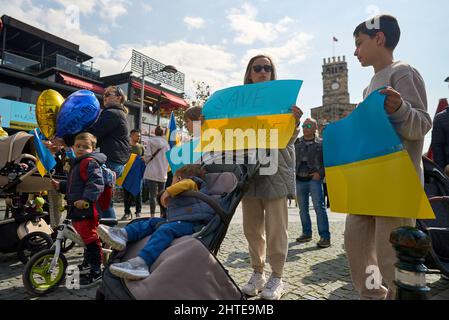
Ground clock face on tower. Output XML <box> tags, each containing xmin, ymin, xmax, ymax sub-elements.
<box><xmin>331</xmin><ymin>81</ymin><xmax>340</xmax><ymax>90</ymax></box>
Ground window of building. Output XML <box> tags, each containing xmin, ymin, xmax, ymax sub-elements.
<box><xmin>0</xmin><ymin>82</ymin><xmax>21</xmax><ymax>101</ymax></box>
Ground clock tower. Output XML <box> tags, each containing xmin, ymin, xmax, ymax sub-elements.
<box><xmin>322</xmin><ymin>56</ymin><xmax>350</xmax><ymax>106</ymax></box>
<box><xmin>311</xmin><ymin>56</ymin><xmax>356</xmax><ymax>131</ymax></box>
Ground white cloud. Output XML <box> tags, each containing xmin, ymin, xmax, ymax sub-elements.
<box><xmin>54</xmin><ymin>0</ymin><xmax>129</xmax><ymax>22</ymax></box>
<box><xmin>183</xmin><ymin>16</ymin><xmax>205</xmax><ymax>30</ymax></box>
<box><xmin>98</xmin><ymin>0</ymin><xmax>128</xmax><ymax>22</ymax></box>
<box><xmin>54</xmin><ymin>0</ymin><xmax>97</xmax><ymax>14</ymax></box>
<box><xmin>227</xmin><ymin>3</ymin><xmax>294</xmax><ymax>45</ymax></box>
<box><xmin>242</xmin><ymin>32</ymin><xmax>314</xmax><ymax>67</ymax></box>
<box><xmin>142</xmin><ymin>3</ymin><xmax>153</xmax><ymax>13</ymax></box>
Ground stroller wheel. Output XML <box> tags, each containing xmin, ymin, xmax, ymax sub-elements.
<box><xmin>17</xmin><ymin>232</ymin><xmax>53</xmax><ymax>264</ymax></box>
<box><xmin>22</xmin><ymin>249</ymin><xmax>68</xmax><ymax>296</ymax></box>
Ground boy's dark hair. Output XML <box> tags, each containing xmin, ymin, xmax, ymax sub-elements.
<box><xmin>130</xmin><ymin>129</ymin><xmax>140</xmax><ymax>135</ymax></box>
<box><xmin>155</xmin><ymin>125</ymin><xmax>164</xmax><ymax>136</ymax></box>
<box><xmin>184</xmin><ymin>106</ymin><xmax>202</xmax><ymax>121</ymax></box>
<box><xmin>353</xmin><ymin>14</ymin><xmax>400</xmax><ymax>50</ymax></box>
<box><xmin>75</xmin><ymin>132</ymin><xmax>97</xmax><ymax>149</ymax></box>
<box><xmin>174</xmin><ymin>164</ymin><xmax>206</xmax><ymax>180</ymax></box>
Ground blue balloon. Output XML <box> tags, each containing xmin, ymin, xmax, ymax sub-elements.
<box><xmin>56</xmin><ymin>90</ymin><xmax>100</xmax><ymax>138</ymax></box>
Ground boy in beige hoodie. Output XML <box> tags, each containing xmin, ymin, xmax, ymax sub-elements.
<box><xmin>345</xmin><ymin>14</ymin><xmax>432</xmax><ymax>300</ymax></box>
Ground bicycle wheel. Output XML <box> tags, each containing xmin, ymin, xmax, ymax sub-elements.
<box><xmin>22</xmin><ymin>249</ymin><xmax>68</xmax><ymax>296</ymax></box>
<box><xmin>17</xmin><ymin>232</ymin><xmax>53</xmax><ymax>264</ymax></box>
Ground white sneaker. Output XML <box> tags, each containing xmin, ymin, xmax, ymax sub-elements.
<box><xmin>260</xmin><ymin>275</ymin><xmax>284</xmax><ymax>300</ymax></box>
<box><xmin>97</xmin><ymin>225</ymin><xmax>127</xmax><ymax>251</ymax></box>
<box><xmin>109</xmin><ymin>257</ymin><xmax>150</xmax><ymax>280</ymax></box>
<box><xmin>241</xmin><ymin>272</ymin><xmax>267</xmax><ymax>296</ymax></box>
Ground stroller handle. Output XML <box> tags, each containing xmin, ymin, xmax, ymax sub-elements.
<box><xmin>14</xmin><ymin>153</ymin><xmax>37</xmax><ymax>165</ymax></box>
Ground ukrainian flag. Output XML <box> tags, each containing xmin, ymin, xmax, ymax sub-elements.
<box><xmin>200</xmin><ymin>80</ymin><xmax>302</xmax><ymax>151</ymax></box>
<box><xmin>116</xmin><ymin>153</ymin><xmax>146</xmax><ymax>196</ymax></box>
<box><xmin>323</xmin><ymin>90</ymin><xmax>434</xmax><ymax>219</ymax></box>
<box><xmin>32</xmin><ymin>128</ymin><xmax>56</xmax><ymax>177</ymax></box>
<box><xmin>167</xmin><ymin>111</ymin><xmax>179</xmax><ymax>148</ymax></box>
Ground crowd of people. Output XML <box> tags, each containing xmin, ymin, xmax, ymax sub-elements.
<box><xmin>38</xmin><ymin>14</ymin><xmax>445</xmax><ymax>300</ymax></box>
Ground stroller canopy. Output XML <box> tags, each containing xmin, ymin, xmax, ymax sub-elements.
<box><xmin>0</xmin><ymin>131</ymin><xmax>34</xmax><ymax>169</ymax></box>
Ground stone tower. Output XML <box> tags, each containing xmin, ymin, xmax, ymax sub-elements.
<box><xmin>311</xmin><ymin>56</ymin><xmax>356</xmax><ymax>132</ymax></box>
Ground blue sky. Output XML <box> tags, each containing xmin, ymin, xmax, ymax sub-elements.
<box><xmin>2</xmin><ymin>0</ymin><xmax>448</xmax><ymax>149</ymax></box>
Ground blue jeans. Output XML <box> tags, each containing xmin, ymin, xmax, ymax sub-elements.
<box><xmin>124</xmin><ymin>218</ymin><xmax>196</xmax><ymax>267</ymax></box>
<box><xmin>101</xmin><ymin>160</ymin><xmax>125</xmax><ymax>219</ymax></box>
<box><xmin>296</xmin><ymin>179</ymin><xmax>330</xmax><ymax>240</ymax></box>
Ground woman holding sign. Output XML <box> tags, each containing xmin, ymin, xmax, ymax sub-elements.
<box><xmin>240</xmin><ymin>55</ymin><xmax>303</xmax><ymax>300</ymax></box>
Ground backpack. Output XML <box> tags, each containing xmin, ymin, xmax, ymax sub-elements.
<box><xmin>79</xmin><ymin>157</ymin><xmax>116</xmax><ymax>212</ymax></box>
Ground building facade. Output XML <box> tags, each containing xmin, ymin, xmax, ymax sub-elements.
<box><xmin>311</xmin><ymin>56</ymin><xmax>356</xmax><ymax>132</ymax></box>
<box><xmin>0</xmin><ymin>15</ymin><xmax>187</xmax><ymax>137</ymax></box>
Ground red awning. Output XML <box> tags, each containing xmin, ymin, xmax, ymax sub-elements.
<box><xmin>161</xmin><ymin>91</ymin><xmax>188</xmax><ymax>109</ymax></box>
<box><xmin>131</xmin><ymin>80</ymin><xmax>188</xmax><ymax>110</ymax></box>
<box><xmin>131</xmin><ymin>80</ymin><xmax>161</xmax><ymax>96</ymax></box>
<box><xmin>59</xmin><ymin>73</ymin><xmax>105</xmax><ymax>94</ymax></box>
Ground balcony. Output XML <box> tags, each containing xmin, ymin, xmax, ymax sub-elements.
<box><xmin>55</xmin><ymin>54</ymin><xmax>100</xmax><ymax>80</ymax></box>
<box><xmin>1</xmin><ymin>51</ymin><xmax>41</xmax><ymax>73</ymax></box>
<box><xmin>0</xmin><ymin>51</ymin><xmax>100</xmax><ymax>80</ymax></box>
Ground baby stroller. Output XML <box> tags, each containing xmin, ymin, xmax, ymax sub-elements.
<box><xmin>97</xmin><ymin>158</ymin><xmax>260</xmax><ymax>300</ymax></box>
<box><xmin>419</xmin><ymin>156</ymin><xmax>449</xmax><ymax>278</ymax></box>
<box><xmin>0</xmin><ymin>132</ymin><xmax>65</xmax><ymax>263</ymax></box>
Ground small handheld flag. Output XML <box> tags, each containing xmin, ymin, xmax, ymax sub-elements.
<box><xmin>32</xmin><ymin>128</ymin><xmax>56</xmax><ymax>177</ymax></box>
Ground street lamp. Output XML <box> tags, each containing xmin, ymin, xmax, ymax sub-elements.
<box><xmin>139</xmin><ymin>63</ymin><xmax>178</xmax><ymax>130</ymax></box>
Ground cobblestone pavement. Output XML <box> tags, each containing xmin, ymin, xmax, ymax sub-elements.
<box><xmin>1</xmin><ymin>204</ymin><xmax>448</xmax><ymax>300</ymax></box>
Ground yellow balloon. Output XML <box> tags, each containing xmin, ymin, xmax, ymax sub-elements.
<box><xmin>36</xmin><ymin>89</ymin><xmax>64</xmax><ymax>139</ymax></box>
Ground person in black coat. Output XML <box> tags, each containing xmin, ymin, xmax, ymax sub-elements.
<box><xmin>88</xmin><ymin>86</ymin><xmax>131</xmax><ymax>218</ymax></box>
<box><xmin>431</xmin><ymin>107</ymin><xmax>449</xmax><ymax>173</ymax></box>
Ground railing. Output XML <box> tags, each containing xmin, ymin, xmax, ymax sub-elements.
<box><xmin>1</xmin><ymin>51</ymin><xmax>41</xmax><ymax>72</ymax></box>
<box><xmin>55</xmin><ymin>54</ymin><xmax>100</xmax><ymax>80</ymax></box>
<box><xmin>1</xmin><ymin>52</ymin><xmax>100</xmax><ymax>80</ymax></box>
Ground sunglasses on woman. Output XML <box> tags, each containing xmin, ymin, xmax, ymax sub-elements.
<box><xmin>252</xmin><ymin>65</ymin><xmax>273</xmax><ymax>73</ymax></box>
<box><xmin>302</xmin><ymin>124</ymin><xmax>314</xmax><ymax>129</ymax></box>
<box><xmin>104</xmin><ymin>92</ymin><xmax>120</xmax><ymax>98</ymax></box>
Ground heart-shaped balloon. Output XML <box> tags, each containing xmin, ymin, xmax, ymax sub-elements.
<box><xmin>56</xmin><ymin>90</ymin><xmax>100</xmax><ymax>138</ymax></box>
<box><xmin>35</xmin><ymin>89</ymin><xmax>64</xmax><ymax>139</ymax></box>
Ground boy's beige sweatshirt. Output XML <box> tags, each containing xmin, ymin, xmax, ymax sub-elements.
<box><xmin>363</xmin><ymin>60</ymin><xmax>432</xmax><ymax>180</ymax></box>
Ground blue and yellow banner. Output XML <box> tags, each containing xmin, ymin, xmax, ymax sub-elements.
<box><xmin>166</xmin><ymin>80</ymin><xmax>302</xmax><ymax>172</ymax></box>
<box><xmin>200</xmin><ymin>80</ymin><xmax>302</xmax><ymax>151</ymax></box>
<box><xmin>167</xmin><ymin>111</ymin><xmax>179</xmax><ymax>149</ymax></box>
<box><xmin>323</xmin><ymin>90</ymin><xmax>434</xmax><ymax>219</ymax></box>
<box><xmin>32</xmin><ymin>128</ymin><xmax>56</xmax><ymax>177</ymax></box>
<box><xmin>116</xmin><ymin>153</ymin><xmax>146</xmax><ymax>196</ymax></box>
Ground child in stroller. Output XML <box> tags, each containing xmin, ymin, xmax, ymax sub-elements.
<box><xmin>98</xmin><ymin>164</ymin><xmax>214</xmax><ymax>280</ymax></box>
<box><xmin>97</xmin><ymin>155</ymin><xmax>259</xmax><ymax>300</ymax></box>
<box><xmin>0</xmin><ymin>131</ymin><xmax>65</xmax><ymax>263</ymax></box>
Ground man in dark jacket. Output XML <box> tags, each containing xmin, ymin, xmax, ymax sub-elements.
<box><xmin>294</xmin><ymin>118</ymin><xmax>330</xmax><ymax>248</ymax></box>
<box><xmin>52</xmin><ymin>132</ymin><xmax>105</xmax><ymax>286</ymax></box>
<box><xmin>431</xmin><ymin>107</ymin><xmax>449</xmax><ymax>172</ymax></box>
